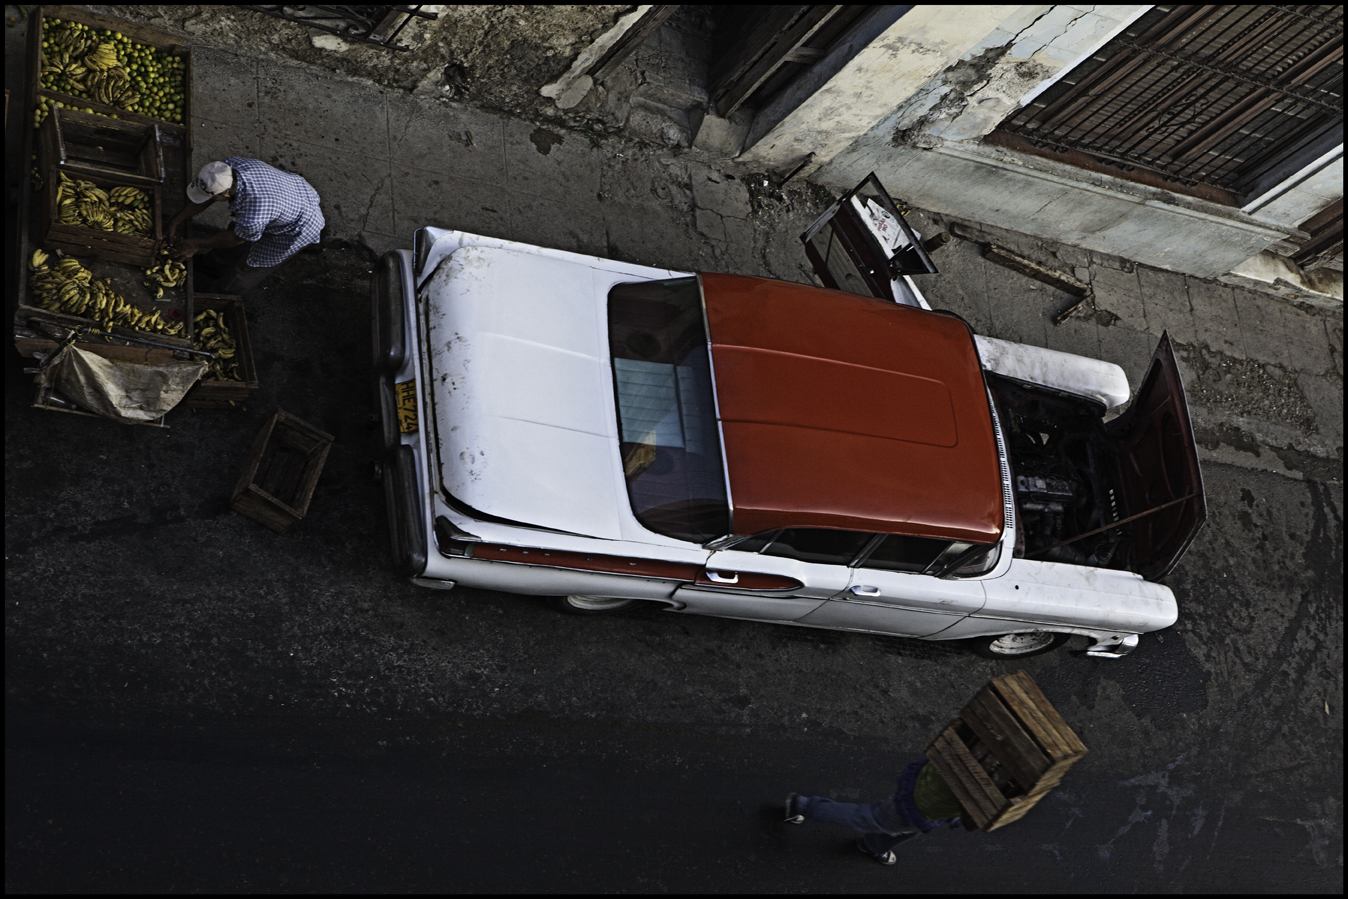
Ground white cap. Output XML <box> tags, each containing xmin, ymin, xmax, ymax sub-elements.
<box><xmin>186</xmin><ymin>161</ymin><xmax>234</xmax><ymax>204</ymax></box>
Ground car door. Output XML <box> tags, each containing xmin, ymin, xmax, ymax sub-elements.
<box><xmin>800</xmin><ymin>172</ymin><xmax>938</xmax><ymax>303</ymax></box>
<box><xmin>796</xmin><ymin>534</ymin><xmax>987</xmax><ymax>637</ymax></box>
<box><xmin>669</xmin><ymin>528</ymin><xmax>867</xmax><ymax>622</ymax></box>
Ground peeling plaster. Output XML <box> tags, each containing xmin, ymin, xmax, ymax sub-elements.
<box><xmin>889</xmin><ymin>5</ymin><xmax>1101</xmax><ymax>149</ymax></box>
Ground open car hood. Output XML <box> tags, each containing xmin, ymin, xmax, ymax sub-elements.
<box><xmin>1107</xmin><ymin>332</ymin><xmax>1207</xmax><ymax>581</ymax></box>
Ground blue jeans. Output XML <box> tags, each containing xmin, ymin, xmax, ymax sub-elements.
<box><xmin>796</xmin><ymin>794</ymin><xmax>923</xmax><ymax>856</ymax></box>
<box><xmin>798</xmin><ymin>760</ymin><xmax>951</xmax><ymax>857</ymax></box>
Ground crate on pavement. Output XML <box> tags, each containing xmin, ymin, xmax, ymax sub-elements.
<box><xmin>39</xmin><ymin>106</ymin><xmax>165</xmax><ymax>186</ymax></box>
<box><xmin>925</xmin><ymin>670</ymin><xmax>1087</xmax><ymax>832</ymax></box>
<box><xmin>38</xmin><ymin>165</ymin><xmax>163</xmax><ymax>267</ymax></box>
<box><xmin>182</xmin><ymin>294</ymin><xmax>258</xmax><ymax>409</ymax></box>
<box><xmin>231</xmin><ymin>409</ymin><xmax>334</xmax><ymax>534</ymax></box>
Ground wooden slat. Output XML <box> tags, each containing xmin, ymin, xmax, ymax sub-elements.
<box><xmin>925</xmin><ymin>724</ymin><xmax>1005</xmax><ymax>826</ymax></box>
<box><xmin>993</xmin><ymin>671</ymin><xmax>1088</xmax><ymax>758</ymax></box>
<box><xmin>985</xmin><ymin>793</ymin><xmax>1041</xmax><ymax>830</ymax></box>
<box><xmin>960</xmin><ymin>689</ymin><xmax>1050</xmax><ymax>790</ymax></box>
<box><xmin>989</xmin><ymin>672</ymin><xmax>1071</xmax><ymax>760</ymax></box>
<box><xmin>708</xmin><ymin>5</ymin><xmax>804</xmax><ymax>95</ymax></box>
<box><xmin>588</xmin><ymin>6</ymin><xmax>680</xmax><ymax>85</ymax></box>
<box><xmin>14</xmin><ymin>336</ymin><xmax>173</xmax><ymax>365</ymax></box>
<box><xmin>924</xmin><ymin>754</ymin><xmax>991</xmax><ymax>829</ymax></box>
<box><xmin>984</xmin><ymin>244</ymin><xmax>1090</xmax><ymax>298</ymax></box>
<box><xmin>713</xmin><ymin>5</ymin><xmax>843</xmax><ymax>118</ymax></box>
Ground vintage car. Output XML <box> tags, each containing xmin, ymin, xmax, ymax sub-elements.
<box><xmin>372</xmin><ymin>188</ymin><xmax>1205</xmax><ymax>660</ymax></box>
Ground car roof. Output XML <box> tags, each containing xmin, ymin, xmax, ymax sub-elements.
<box><xmin>701</xmin><ymin>273</ymin><xmax>1004</xmax><ymax>544</ymax></box>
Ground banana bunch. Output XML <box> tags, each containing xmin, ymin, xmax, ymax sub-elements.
<box><xmin>194</xmin><ymin>310</ymin><xmax>242</xmax><ymax>381</ymax></box>
<box><xmin>44</xmin><ymin>19</ymin><xmax>97</xmax><ymax>57</ymax></box>
<box><xmin>39</xmin><ymin>22</ymin><xmax>103</xmax><ymax>98</ymax></box>
<box><xmin>55</xmin><ymin>172</ymin><xmax>153</xmax><ymax>235</ymax></box>
<box><xmin>85</xmin><ymin>66</ymin><xmax>139</xmax><ymax>108</ymax></box>
<box><xmin>109</xmin><ymin>186</ymin><xmax>148</xmax><ymax>208</ymax></box>
<box><xmin>84</xmin><ymin>42</ymin><xmax>122</xmax><ymax>72</ymax></box>
<box><xmin>26</xmin><ymin>250</ymin><xmax>184</xmax><ymax>337</ymax></box>
<box><xmin>143</xmin><ymin>247</ymin><xmax>188</xmax><ymax>298</ymax></box>
<box><xmin>41</xmin><ymin>45</ymin><xmax>88</xmax><ymax>82</ymax></box>
<box><xmin>28</xmin><ymin>255</ymin><xmax>89</xmax><ymax>311</ymax></box>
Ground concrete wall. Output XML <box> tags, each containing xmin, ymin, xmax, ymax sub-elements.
<box><xmin>745</xmin><ymin>4</ymin><xmax>1342</xmax><ymax>288</ymax></box>
<box><xmin>736</xmin><ymin>6</ymin><xmax>1027</xmax><ymax>173</ymax></box>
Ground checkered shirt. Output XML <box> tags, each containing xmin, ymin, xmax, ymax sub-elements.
<box><xmin>224</xmin><ymin>157</ymin><xmax>325</xmax><ymax>268</ymax></box>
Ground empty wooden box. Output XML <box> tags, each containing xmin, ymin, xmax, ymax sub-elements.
<box><xmin>39</xmin><ymin>106</ymin><xmax>165</xmax><ymax>186</ymax></box>
<box><xmin>231</xmin><ymin>409</ymin><xmax>334</xmax><ymax>534</ymax></box>
<box><xmin>925</xmin><ymin>670</ymin><xmax>1087</xmax><ymax>832</ymax></box>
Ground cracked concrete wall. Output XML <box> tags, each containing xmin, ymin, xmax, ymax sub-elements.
<box><xmin>737</xmin><ymin>6</ymin><xmax>1026</xmax><ymax>172</ymax></box>
<box><xmin>790</xmin><ymin>4</ymin><xmax>1340</xmax><ymax>285</ymax></box>
<box><xmin>881</xmin><ymin>4</ymin><xmax>1146</xmax><ymax>147</ymax></box>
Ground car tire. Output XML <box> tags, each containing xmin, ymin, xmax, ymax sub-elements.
<box><xmin>547</xmin><ymin>595</ymin><xmax>639</xmax><ymax>616</ymax></box>
<box><xmin>966</xmin><ymin>631</ymin><xmax>1070</xmax><ymax>659</ymax></box>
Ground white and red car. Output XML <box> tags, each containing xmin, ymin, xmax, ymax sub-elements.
<box><xmin>373</xmin><ymin>202</ymin><xmax>1204</xmax><ymax>660</ymax></box>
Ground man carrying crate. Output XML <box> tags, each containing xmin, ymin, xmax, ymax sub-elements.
<box><xmin>784</xmin><ymin>758</ymin><xmax>968</xmax><ymax>865</ymax></box>
<box><xmin>166</xmin><ymin>158</ymin><xmax>325</xmax><ymax>294</ymax></box>
<box><xmin>784</xmin><ymin>672</ymin><xmax>1087</xmax><ymax>864</ymax></box>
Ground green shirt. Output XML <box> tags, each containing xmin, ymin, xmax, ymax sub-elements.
<box><xmin>914</xmin><ymin>761</ymin><xmax>966</xmax><ymax>821</ymax></box>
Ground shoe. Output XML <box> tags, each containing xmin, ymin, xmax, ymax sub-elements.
<box><xmin>784</xmin><ymin>793</ymin><xmax>805</xmax><ymax>824</ymax></box>
<box><xmin>856</xmin><ymin>839</ymin><xmax>897</xmax><ymax>865</ymax></box>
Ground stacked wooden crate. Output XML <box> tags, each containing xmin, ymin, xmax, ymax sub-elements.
<box><xmin>925</xmin><ymin>670</ymin><xmax>1087</xmax><ymax>832</ymax></box>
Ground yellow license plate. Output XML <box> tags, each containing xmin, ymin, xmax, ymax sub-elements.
<box><xmin>395</xmin><ymin>380</ymin><xmax>419</xmax><ymax>434</ymax></box>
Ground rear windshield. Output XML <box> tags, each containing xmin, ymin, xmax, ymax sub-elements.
<box><xmin>609</xmin><ymin>278</ymin><xmax>729</xmax><ymax>543</ymax></box>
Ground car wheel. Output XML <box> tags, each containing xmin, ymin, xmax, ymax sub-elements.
<box><xmin>547</xmin><ymin>595</ymin><xmax>639</xmax><ymax>616</ymax></box>
<box><xmin>967</xmin><ymin>631</ymin><xmax>1069</xmax><ymax>659</ymax></box>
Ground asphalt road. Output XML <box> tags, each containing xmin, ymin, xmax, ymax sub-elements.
<box><xmin>5</xmin><ymin>245</ymin><xmax>1343</xmax><ymax>892</ymax></box>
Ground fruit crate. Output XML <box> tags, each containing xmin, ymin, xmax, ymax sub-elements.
<box><xmin>37</xmin><ymin>165</ymin><xmax>163</xmax><ymax>267</ymax></box>
<box><xmin>39</xmin><ymin>105</ymin><xmax>165</xmax><ymax>186</ymax></box>
<box><xmin>231</xmin><ymin>410</ymin><xmax>335</xmax><ymax>534</ymax></box>
<box><xmin>925</xmin><ymin>670</ymin><xmax>1087</xmax><ymax>832</ymax></box>
<box><xmin>182</xmin><ymin>294</ymin><xmax>259</xmax><ymax>409</ymax></box>
<box><xmin>27</xmin><ymin>6</ymin><xmax>193</xmax><ymax>145</ymax></box>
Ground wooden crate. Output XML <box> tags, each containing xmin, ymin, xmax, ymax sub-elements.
<box><xmin>231</xmin><ymin>410</ymin><xmax>334</xmax><ymax>534</ymax></box>
<box><xmin>182</xmin><ymin>294</ymin><xmax>259</xmax><ymax>409</ymax></box>
<box><xmin>925</xmin><ymin>671</ymin><xmax>1087</xmax><ymax>832</ymax></box>
<box><xmin>28</xmin><ymin>6</ymin><xmax>193</xmax><ymax>147</ymax></box>
<box><xmin>39</xmin><ymin>106</ymin><xmax>165</xmax><ymax>186</ymax></box>
<box><xmin>39</xmin><ymin>165</ymin><xmax>163</xmax><ymax>267</ymax></box>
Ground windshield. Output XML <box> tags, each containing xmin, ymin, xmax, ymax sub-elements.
<box><xmin>608</xmin><ymin>278</ymin><xmax>729</xmax><ymax>542</ymax></box>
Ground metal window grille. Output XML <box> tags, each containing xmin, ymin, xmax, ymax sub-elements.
<box><xmin>992</xmin><ymin>5</ymin><xmax>1343</xmax><ymax>200</ymax></box>
<box><xmin>246</xmin><ymin>6</ymin><xmax>438</xmax><ymax>51</ymax></box>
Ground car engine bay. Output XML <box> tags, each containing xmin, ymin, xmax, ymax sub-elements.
<box><xmin>988</xmin><ymin>374</ymin><xmax>1132</xmax><ymax>571</ymax></box>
